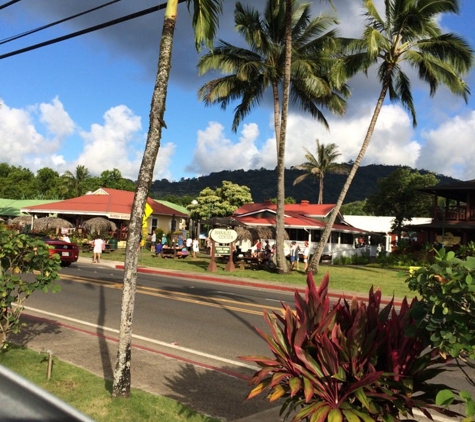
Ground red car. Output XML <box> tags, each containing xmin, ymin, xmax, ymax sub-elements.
<box><xmin>28</xmin><ymin>233</ymin><xmax>79</xmax><ymax>267</ymax></box>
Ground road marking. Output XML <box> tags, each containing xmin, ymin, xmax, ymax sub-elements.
<box><xmin>24</xmin><ymin>306</ymin><xmax>259</xmax><ymax>371</ymax></box>
<box><xmin>59</xmin><ymin>273</ymin><xmax>281</xmax><ymax>316</ymax></box>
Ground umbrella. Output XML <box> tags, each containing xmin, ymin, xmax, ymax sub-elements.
<box><xmin>83</xmin><ymin>217</ymin><xmax>117</xmax><ymax>234</ymax></box>
<box><xmin>34</xmin><ymin>217</ymin><xmax>74</xmax><ymax>232</ymax></box>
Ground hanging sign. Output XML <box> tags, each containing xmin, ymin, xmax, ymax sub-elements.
<box><xmin>209</xmin><ymin>228</ymin><xmax>238</xmax><ymax>244</ymax></box>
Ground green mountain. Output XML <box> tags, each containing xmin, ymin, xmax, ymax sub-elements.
<box><xmin>150</xmin><ymin>165</ymin><xmax>459</xmax><ymax>204</ymax></box>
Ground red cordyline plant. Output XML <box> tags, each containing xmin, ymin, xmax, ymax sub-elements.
<box><xmin>241</xmin><ymin>272</ymin><xmax>460</xmax><ymax>422</ymax></box>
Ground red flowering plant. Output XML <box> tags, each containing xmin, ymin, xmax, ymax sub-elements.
<box><xmin>241</xmin><ymin>272</ymin><xmax>460</xmax><ymax>421</ymax></box>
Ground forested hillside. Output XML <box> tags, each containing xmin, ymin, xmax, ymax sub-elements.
<box><xmin>150</xmin><ymin>164</ymin><xmax>459</xmax><ymax>204</ymax></box>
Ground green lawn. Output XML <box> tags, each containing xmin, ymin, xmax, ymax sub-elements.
<box><xmin>88</xmin><ymin>249</ymin><xmax>414</xmax><ymax>299</ymax></box>
<box><xmin>0</xmin><ymin>345</ymin><xmax>220</xmax><ymax>422</ymax></box>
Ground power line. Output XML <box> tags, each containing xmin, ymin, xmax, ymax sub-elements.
<box><xmin>0</xmin><ymin>2</ymin><xmax>168</xmax><ymax>60</ymax></box>
<box><xmin>0</xmin><ymin>0</ymin><xmax>122</xmax><ymax>45</ymax></box>
<box><xmin>0</xmin><ymin>0</ymin><xmax>21</xmax><ymax>11</ymax></box>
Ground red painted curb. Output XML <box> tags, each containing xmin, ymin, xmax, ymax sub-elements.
<box><xmin>116</xmin><ymin>265</ymin><xmax>402</xmax><ymax>307</ymax></box>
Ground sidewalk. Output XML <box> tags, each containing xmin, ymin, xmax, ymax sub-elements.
<box><xmin>14</xmin><ymin>257</ymin><xmax>454</xmax><ymax>422</ymax></box>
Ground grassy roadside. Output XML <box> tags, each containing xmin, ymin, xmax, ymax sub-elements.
<box><xmin>85</xmin><ymin>249</ymin><xmax>415</xmax><ymax>299</ymax></box>
<box><xmin>0</xmin><ymin>345</ymin><xmax>220</xmax><ymax>422</ymax></box>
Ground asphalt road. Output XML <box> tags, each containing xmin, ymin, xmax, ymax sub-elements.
<box><xmin>23</xmin><ymin>261</ymin><xmax>296</xmax><ymax>376</ymax></box>
<box><xmin>21</xmin><ymin>260</ymin><xmax>475</xmax><ymax>421</ymax></box>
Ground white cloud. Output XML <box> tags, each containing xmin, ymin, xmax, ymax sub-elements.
<box><xmin>417</xmin><ymin>111</ymin><xmax>475</xmax><ymax>180</ymax></box>
<box><xmin>0</xmin><ymin>99</ymin><xmax>176</xmax><ymax>181</ymax></box>
<box><xmin>0</xmin><ymin>98</ymin><xmax>69</xmax><ymax>171</ymax></box>
<box><xmin>184</xmin><ymin>103</ymin><xmax>424</xmax><ymax>176</ymax></box>
<box><xmin>185</xmin><ymin>122</ymin><xmax>261</xmax><ymax>174</ymax></box>
<box><xmin>74</xmin><ymin>104</ymin><xmax>175</xmax><ymax>181</ymax></box>
<box><xmin>39</xmin><ymin>96</ymin><xmax>75</xmax><ymax>139</ymax></box>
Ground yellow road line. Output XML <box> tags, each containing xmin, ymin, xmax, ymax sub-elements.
<box><xmin>59</xmin><ymin>274</ymin><xmax>281</xmax><ymax>316</ymax></box>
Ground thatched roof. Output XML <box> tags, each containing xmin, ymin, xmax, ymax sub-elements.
<box><xmin>11</xmin><ymin>215</ymin><xmax>34</xmax><ymax>225</ymax></box>
<box><xmin>33</xmin><ymin>217</ymin><xmax>73</xmax><ymax>231</ymax></box>
<box><xmin>83</xmin><ymin>217</ymin><xmax>117</xmax><ymax>234</ymax></box>
<box><xmin>235</xmin><ymin>225</ymin><xmax>288</xmax><ymax>242</ymax></box>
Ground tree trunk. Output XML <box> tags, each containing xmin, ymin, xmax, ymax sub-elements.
<box><xmin>112</xmin><ymin>1</ymin><xmax>177</xmax><ymax>398</ymax></box>
<box><xmin>308</xmin><ymin>81</ymin><xmax>390</xmax><ymax>274</ymax></box>
<box><xmin>318</xmin><ymin>175</ymin><xmax>324</xmax><ymax>204</ymax></box>
<box><xmin>275</xmin><ymin>0</ymin><xmax>292</xmax><ymax>273</ymax></box>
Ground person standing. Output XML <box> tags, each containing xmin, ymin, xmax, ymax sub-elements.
<box><xmin>192</xmin><ymin>237</ymin><xmax>199</xmax><ymax>258</ymax></box>
<box><xmin>186</xmin><ymin>236</ymin><xmax>193</xmax><ymax>252</ymax></box>
<box><xmin>289</xmin><ymin>241</ymin><xmax>297</xmax><ymax>270</ymax></box>
<box><xmin>150</xmin><ymin>231</ymin><xmax>157</xmax><ymax>252</ymax></box>
<box><xmin>302</xmin><ymin>241</ymin><xmax>310</xmax><ymax>272</ymax></box>
<box><xmin>93</xmin><ymin>236</ymin><xmax>105</xmax><ymax>263</ymax></box>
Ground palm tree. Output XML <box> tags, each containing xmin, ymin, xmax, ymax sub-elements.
<box><xmin>198</xmin><ymin>0</ymin><xmax>349</xmax><ymax>272</ymax></box>
<box><xmin>293</xmin><ymin>139</ymin><xmax>348</xmax><ymax>204</ymax></box>
<box><xmin>62</xmin><ymin>165</ymin><xmax>90</xmax><ymax>197</ymax></box>
<box><xmin>308</xmin><ymin>0</ymin><xmax>473</xmax><ymax>273</ymax></box>
<box><xmin>112</xmin><ymin>0</ymin><xmax>223</xmax><ymax>398</ymax></box>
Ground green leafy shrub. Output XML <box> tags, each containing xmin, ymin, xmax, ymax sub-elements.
<box><xmin>241</xmin><ymin>272</ymin><xmax>459</xmax><ymax>421</ymax></box>
<box><xmin>406</xmin><ymin>248</ymin><xmax>475</xmax><ymax>419</ymax></box>
<box><xmin>0</xmin><ymin>229</ymin><xmax>61</xmax><ymax>348</ymax></box>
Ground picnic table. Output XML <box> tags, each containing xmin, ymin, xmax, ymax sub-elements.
<box><xmin>155</xmin><ymin>247</ymin><xmax>188</xmax><ymax>259</ymax></box>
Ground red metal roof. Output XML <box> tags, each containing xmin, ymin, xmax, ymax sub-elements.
<box><xmin>234</xmin><ymin>201</ymin><xmax>365</xmax><ymax>234</ymax></box>
<box><xmin>234</xmin><ymin>200</ymin><xmax>336</xmax><ymax>218</ymax></box>
<box><xmin>21</xmin><ymin>188</ymin><xmax>188</xmax><ymax>220</ymax></box>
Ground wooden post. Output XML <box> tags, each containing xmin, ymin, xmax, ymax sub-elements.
<box><xmin>225</xmin><ymin>242</ymin><xmax>236</xmax><ymax>272</ymax></box>
<box><xmin>207</xmin><ymin>239</ymin><xmax>217</xmax><ymax>272</ymax></box>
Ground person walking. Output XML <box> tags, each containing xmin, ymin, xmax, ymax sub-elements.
<box><xmin>93</xmin><ymin>236</ymin><xmax>105</xmax><ymax>263</ymax></box>
<box><xmin>192</xmin><ymin>237</ymin><xmax>199</xmax><ymax>258</ymax></box>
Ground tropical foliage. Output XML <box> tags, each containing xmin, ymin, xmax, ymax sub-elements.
<box><xmin>406</xmin><ymin>248</ymin><xmax>475</xmax><ymax>419</ymax></box>
<box><xmin>309</xmin><ymin>0</ymin><xmax>473</xmax><ymax>273</ymax></box>
<box><xmin>0</xmin><ymin>163</ymin><xmax>135</xmax><ymax>200</ymax></box>
<box><xmin>242</xmin><ymin>272</ymin><xmax>459</xmax><ymax>421</ymax></box>
<box><xmin>0</xmin><ymin>229</ymin><xmax>61</xmax><ymax>348</ymax></box>
<box><xmin>364</xmin><ymin>168</ymin><xmax>438</xmax><ymax>235</ymax></box>
<box><xmin>293</xmin><ymin>139</ymin><xmax>349</xmax><ymax>204</ymax></box>
<box><xmin>186</xmin><ymin>180</ymin><xmax>253</xmax><ymax>220</ymax></box>
<box><xmin>198</xmin><ymin>0</ymin><xmax>349</xmax><ymax>272</ymax></box>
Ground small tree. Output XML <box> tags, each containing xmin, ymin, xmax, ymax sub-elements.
<box><xmin>293</xmin><ymin>140</ymin><xmax>349</xmax><ymax>204</ymax></box>
<box><xmin>364</xmin><ymin>168</ymin><xmax>438</xmax><ymax>237</ymax></box>
<box><xmin>187</xmin><ymin>181</ymin><xmax>253</xmax><ymax>219</ymax></box>
<box><xmin>0</xmin><ymin>230</ymin><xmax>61</xmax><ymax>348</ymax></box>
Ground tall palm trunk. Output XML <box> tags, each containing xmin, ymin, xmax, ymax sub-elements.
<box><xmin>275</xmin><ymin>0</ymin><xmax>292</xmax><ymax>273</ymax></box>
<box><xmin>308</xmin><ymin>77</ymin><xmax>391</xmax><ymax>274</ymax></box>
<box><xmin>318</xmin><ymin>175</ymin><xmax>324</xmax><ymax>204</ymax></box>
<box><xmin>112</xmin><ymin>0</ymin><xmax>177</xmax><ymax>397</ymax></box>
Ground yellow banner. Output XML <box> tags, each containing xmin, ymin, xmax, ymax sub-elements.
<box><xmin>142</xmin><ymin>203</ymin><xmax>153</xmax><ymax>245</ymax></box>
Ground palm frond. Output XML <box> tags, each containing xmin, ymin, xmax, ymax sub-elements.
<box><xmin>187</xmin><ymin>0</ymin><xmax>223</xmax><ymax>51</ymax></box>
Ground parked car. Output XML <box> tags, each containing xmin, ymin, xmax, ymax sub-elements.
<box><xmin>27</xmin><ymin>233</ymin><xmax>79</xmax><ymax>267</ymax></box>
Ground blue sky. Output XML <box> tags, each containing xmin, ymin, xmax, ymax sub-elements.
<box><xmin>0</xmin><ymin>0</ymin><xmax>474</xmax><ymax>183</ymax></box>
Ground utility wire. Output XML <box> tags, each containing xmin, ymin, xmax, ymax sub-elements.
<box><xmin>0</xmin><ymin>2</ymin><xmax>169</xmax><ymax>60</ymax></box>
<box><xmin>0</xmin><ymin>0</ymin><xmax>21</xmax><ymax>11</ymax></box>
<box><xmin>0</xmin><ymin>0</ymin><xmax>122</xmax><ymax>45</ymax></box>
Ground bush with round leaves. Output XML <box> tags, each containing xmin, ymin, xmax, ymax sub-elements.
<box><xmin>0</xmin><ymin>229</ymin><xmax>61</xmax><ymax>348</ymax></box>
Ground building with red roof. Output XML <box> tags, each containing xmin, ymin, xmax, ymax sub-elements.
<box><xmin>233</xmin><ymin>199</ymin><xmax>367</xmax><ymax>258</ymax></box>
<box><xmin>20</xmin><ymin>188</ymin><xmax>188</xmax><ymax>238</ymax></box>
